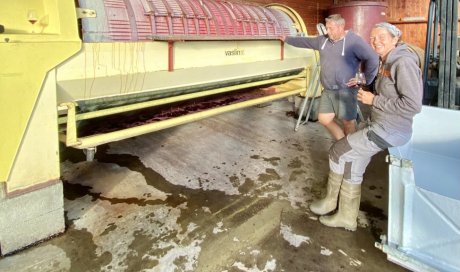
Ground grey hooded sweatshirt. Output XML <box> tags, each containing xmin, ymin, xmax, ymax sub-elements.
<box><xmin>370</xmin><ymin>43</ymin><xmax>423</xmax><ymax>146</ymax></box>
<box><xmin>285</xmin><ymin>31</ymin><xmax>379</xmax><ymax>90</ymax></box>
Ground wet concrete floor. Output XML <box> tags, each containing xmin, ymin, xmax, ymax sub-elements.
<box><xmin>0</xmin><ymin>99</ymin><xmax>408</xmax><ymax>271</ymax></box>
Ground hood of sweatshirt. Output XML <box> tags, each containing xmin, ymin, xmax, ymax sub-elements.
<box><xmin>321</xmin><ymin>30</ymin><xmax>348</xmax><ymax>56</ymax></box>
<box><xmin>385</xmin><ymin>43</ymin><xmax>420</xmax><ymax>67</ymax></box>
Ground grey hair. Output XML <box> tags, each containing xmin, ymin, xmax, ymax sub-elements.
<box><xmin>325</xmin><ymin>14</ymin><xmax>345</xmax><ymax>26</ymax></box>
<box><xmin>373</xmin><ymin>22</ymin><xmax>402</xmax><ymax>38</ymax></box>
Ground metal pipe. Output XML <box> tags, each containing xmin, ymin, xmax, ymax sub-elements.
<box><xmin>58</xmin><ymin>73</ymin><xmax>305</xmax><ymax>124</ymax></box>
<box><xmin>68</xmin><ymin>88</ymin><xmax>304</xmax><ymax>149</ymax></box>
<box><xmin>423</xmin><ymin>0</ymin><xmax>436</xmax><ymax>99</ymax></box>
<box><xmin>295</xmin><ymin>65</ymin><xmax>319</xmax><ymax>131</ymax></box>
<box><xmin>280</xmin><ymin>40</ymin><xmax>284</xmax><ymax>60</ymax></box>
<box><xmin>432</xmin><ymin>0</ymin><xmax>440</xmax><ymax>60</ymax></box>
<box><xmin>168</xmin><ymin>41</ymin><xmax>174</xmax><ymax>71</ymax></box>
<box><xmin>302</xmin><ymin>76</ymin><xmax>321</xmax><ymax>126</ymax></box>
<box><xmin>449</xmin><ymin>0</ymin><xmax>458</xmax><ymax>109</ymax></box>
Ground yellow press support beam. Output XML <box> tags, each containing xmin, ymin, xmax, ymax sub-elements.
<box><xmin>62</xmin><ymin>88</ymin><xmax>304</xmax><ymax>149</ymax></box>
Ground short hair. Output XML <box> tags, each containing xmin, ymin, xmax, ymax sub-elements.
<box><xmin>325</xmin><ymin>14</ymin><xmax>345</xmax><ymax>26</ymax></box>
<box><xmin>373</xmin><ymin>22</ymin><xmax>402</xmax><ymax>39</ymax></box>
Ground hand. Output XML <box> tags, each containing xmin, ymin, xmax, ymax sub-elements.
<box><xmin>346</xmin><ymin>77</ymin><xmax>359</xmax><ymax>87</ymax></box>
<box><xmin>347</xmin><ymin>72</ymin><xmax>366</xmax><ymax>88</ymax></box>
<box><xmin>357</xmin><ymin>89</ymin><xmax>375</xmax><ymax>105</ymax></box>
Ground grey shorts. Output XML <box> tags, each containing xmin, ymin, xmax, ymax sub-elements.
<box><xmin>318</xmin><ymin>89</ymin><xmax>358</xmax><ymax>121</ymax></box>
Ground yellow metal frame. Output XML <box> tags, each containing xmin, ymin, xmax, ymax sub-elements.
<box><xmin>60</xmin><ymin>70</ymin><xmax>308</xmax><ymax>149</ymax></box>
<box><xmin>266</xmin><ymin>4</ymin><xmax>308</xmax><ymax>35</ymax></box>
<box><xmin>267</xmin><ymin>3</ymin><xmax>323</xmax><ymax>99</ymax></box>
<box><xmin>0</xmin><ymin>0</ymin><xmax>81</xmax><ymax>187</ymax></box>
<box><xmin>58</xmin><ymin>73</ymin><xmax>305</xmax><ymax>124</ymax></box>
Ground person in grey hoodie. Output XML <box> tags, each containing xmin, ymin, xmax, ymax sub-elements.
<box><xmin>283</xmin><ymin>14</ymin><xmax>379</xmax><ymax>140</ymax></box>
<box><xmin>309</xmin><ymin>22</ymin><xmax>423</xmax><ymax>231</ymax></box>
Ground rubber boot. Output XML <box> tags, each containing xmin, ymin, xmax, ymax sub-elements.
<box><xmin>319</xmin><ymin>180</ymin><xmax>361</xmax><ymax>231</ymax></box>
<box><xmin>309</xmin><ymin>171</ymin><xmax>343</xmax><ymax>215</ymax></box>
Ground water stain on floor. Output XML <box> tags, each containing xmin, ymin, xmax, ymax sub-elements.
<box><xmin>0</xmin><ymin>101</ymin><xmax>408</xmax><ymax>272</ymax></box>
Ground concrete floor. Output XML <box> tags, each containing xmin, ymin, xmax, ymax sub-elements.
<box><xmin>0</xmin><ymin>99</ymin><xmax>408</xmax><ymax>272</ymax></box>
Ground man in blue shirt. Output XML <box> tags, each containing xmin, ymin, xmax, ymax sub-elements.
<box><xmin>283</xmin><ymin>14</ymin><xmax>379</xmax><ymax>140</ymax></box>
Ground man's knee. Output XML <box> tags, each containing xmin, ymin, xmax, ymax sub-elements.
<box><xmin>318</xmin><ymin>113</ymin><xmax>335</xmax><ymax>126</ymax></box>
<box><xmin>342</xmin><ymin>119</ymin><xmax>356</xmax><ymax>126</ymax></box>
<box><xmin>342</xmin><ymin>120</ymin><xmax>356</xmax><ymax>134</ymax></box>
